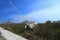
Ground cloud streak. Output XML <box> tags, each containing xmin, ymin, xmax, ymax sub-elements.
<box><xmin>9</xmin><ymin>14</ymin><xmax>26</xmax><ymax>23</ymax></box>
<box><xmin>26</xmin><ymin>5</ymin><xmax>60</xmax><ymax>23</ymax></box>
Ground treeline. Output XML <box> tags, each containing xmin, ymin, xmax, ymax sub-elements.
<box><xmin>0</xmin><ymin>21</ymin><xmax>60</xmax><ymax>40</ymax></box>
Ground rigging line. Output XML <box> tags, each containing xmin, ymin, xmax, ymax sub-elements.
<box><xmin>8</xmin><ymin>0</ymin><xmax>26</xmax><ymax>21</ymax></box>
<box><xmin>9</xmin><ymin>0</ymin><xmax>20</xmax><ymax>14</ymax></box>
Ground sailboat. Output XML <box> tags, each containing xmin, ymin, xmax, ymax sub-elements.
<box><xmin>8</xmin><ymin>0</ymin><xmax>38</xmax><ymax>30</ymax></box>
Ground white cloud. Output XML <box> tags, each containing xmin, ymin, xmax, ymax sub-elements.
<box><xmin>28</xmin><ymin>0</ymin><xmax>60</xmax><ymax>11</ymax></box>
<box><xmin>9</xmin><ymin>5</ymin><xmax>60</xmax><ymax>23</ymax></box>
<box><xmin>9</xmin><ymin>14</ymin><xmax>26</xmax><ymax>23</ymax></box>
<box><xmin>26</xmin><ymin>5</ymin><xmax>60</xmax><ymax>23</ymax></box>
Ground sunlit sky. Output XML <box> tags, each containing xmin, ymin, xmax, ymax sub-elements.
<box><xmin>0</xmin><ymin>0</ymin><xmax>60</xmax><ymax>23</ymax></box>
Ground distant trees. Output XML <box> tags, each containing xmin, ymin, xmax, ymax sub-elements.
<box><xmin>0</xmin><ymin>20</ymin><xmax>60</xmax><ymax>40</ymax></box>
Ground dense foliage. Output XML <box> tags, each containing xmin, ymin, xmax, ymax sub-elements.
<box><xmin>0</xmin><ymin>21</ymin><xmax>60</xmax><ymax>40</ymax></box>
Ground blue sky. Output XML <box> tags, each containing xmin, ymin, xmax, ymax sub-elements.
<box><xmin>0</xmin><ymin>0</ymin><xmax>60</xmax><ymax>23</ymax></box>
